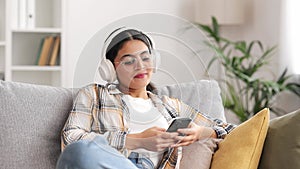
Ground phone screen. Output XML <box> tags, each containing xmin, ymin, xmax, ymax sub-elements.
<box><xmin>166</xmin><ymin>117</ymin><xmax>191</xmax><ymax>133</ymax></box>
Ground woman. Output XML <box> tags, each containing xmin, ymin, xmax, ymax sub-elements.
<box><xmin>57</xmin><ymin>27</ymin><xmax>235</xmax><ymax>169</ymax></box>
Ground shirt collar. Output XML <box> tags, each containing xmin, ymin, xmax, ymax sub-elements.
<box><xmin>106</xmin><ymin>83</ymin><xmax>123</xmax><ymax>95</ymax></box>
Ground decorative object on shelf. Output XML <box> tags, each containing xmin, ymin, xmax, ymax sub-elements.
<box><xmin>18</xmin><ymin>0</ymin><xmax>35</xmax><ymax>29</ymax></box>
<box><xmin>194</xmin><ymin>0</ymin><xmax>244</xmax><ymax>25</ymax></box>
<box><xmin>195</xmin><ymin>17</ymin><xmax>300</xmax><ymax>122</ymax></box>
<box><xmin>26</xmin><ymin>0</ymin><xmax>35</xmax><ymax>28</ymax></box>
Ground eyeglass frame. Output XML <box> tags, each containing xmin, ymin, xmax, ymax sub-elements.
<box><xmin>114</xmin><ymin>50</ymin><xmax>155</xmax><ymax>71</ymax></box>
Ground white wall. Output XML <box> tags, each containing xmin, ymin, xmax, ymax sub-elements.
<box><xmin>221</xmin><ymin>0</ymin><xmax>281</xmax><ymax>75</ymax></box>
<box><xmin>64</xmin><ymin>0</ymin><xmax>284</xmax><ymax>87</ymax></box>
<box><xmin>63</xmin><ymin>0</ymin><xmax>299</xmax><ymax>112</ymax></box>
<box><xmin>63</xmin><ymin>0</ymin><xmax>196</xmax><ymax>88</ymax></box>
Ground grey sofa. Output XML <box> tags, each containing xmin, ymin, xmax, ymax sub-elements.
<box><xmin>1</xmin><ymin>80</ymin><xmax>299</xmax><ymax>169</ymax></box>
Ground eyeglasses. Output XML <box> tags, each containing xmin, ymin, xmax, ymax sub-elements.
<box><xmin>114</xmin><ymin>50</ymin><xmax>154</xmax><ymax>71</ymax></box>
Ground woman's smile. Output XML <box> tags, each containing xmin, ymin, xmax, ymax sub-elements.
<box><xmin>134</xmin><ymin>73</ymin><xmax>147</xmax><ymax>78</ymax></box>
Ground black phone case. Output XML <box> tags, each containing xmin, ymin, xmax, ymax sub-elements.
<box><xmin>166</xmin><ymin>117</ymin><xmax>191</xmax><ymax>133</ymax></box>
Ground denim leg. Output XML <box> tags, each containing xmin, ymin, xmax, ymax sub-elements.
<box><xmin>56</xmin><ymin>136</ymin><xmax>138</xmax><ymax>169</ymax></box>
<box><xmin>128</xmin><ymin>152</ymin><xmax>154</xmax><ymax>169</ymax></box>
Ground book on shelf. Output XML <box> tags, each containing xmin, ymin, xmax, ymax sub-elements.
<box><xmin>35</xmin><ymin>37</ymin><xmax>45</xmax><ymax>65</ymax></box>
<box><xmin>37</xmin><ymin>36</ymin><xmax>54</xmax><ymax>66</ymax></box>
<box><xmin>49</xmin><ymin>36</ymin><xmax>61</xmax><ymax>66</ymax></box>
<box><xmin>36</xmin><ymin>35</ymin><xmax>60</xmax><ymax>66</ymax></box>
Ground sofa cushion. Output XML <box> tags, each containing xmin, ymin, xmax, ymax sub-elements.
<box><xmin>258</xmin><ymin>108</ymin><xmax>300</xmax><ymax>169</ymax></box>
<box><xmin>0</xmin><ymin>81</ymin><xmax>76</xmax><ymax>169</ymax></box>
<box><xmin>210</xmin><ymin>108</ymin><xmax>270</xmax><ymax>169</ymax></box>
<box><xmin>154</xmin><ymin>80</ymin><xmax>226</xmax><ymax>121</ymax></box>
<box><xmin>179</xmin><ymin>138</ymin><xmax>221</xmax><ymax>169</ymax></box>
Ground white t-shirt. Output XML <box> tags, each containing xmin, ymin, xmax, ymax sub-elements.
<box><xmin>123</xmin><ymin>95</ymin><xmax>169</xmax><ymax>167</ymax></box>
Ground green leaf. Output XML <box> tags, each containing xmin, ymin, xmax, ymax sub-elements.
<box><xmin>286</xmin><ymin>83</ymin><xmax>300</xmax><ymax>97</ymax></box>
<box><xmin>224</xmin><ymin>82</ymin><xmax>247</xmax><ymax>121</ymax></box>
<box><xmin>211</xmin><ymin>16</ymin><xmax>220</xmax><ymax>42</ymax></box>
<box><xmin>207</xmin><ymin>56</ymin><xmax>219</xmax><ymax>71</ymax></box>
<box><xmin>193</xmin><ymin>15</ymin><xmax>300</xmax><ymax>123</ymax></box>
<box><xmin>277</xmin><ymin>68</ymin><xmax>291</xmax><ymax>84</ymax></box>
<box><xmin>234</xmin><ymin>41</ymin><xmax>247</xmax><ymax>53</ymax></box>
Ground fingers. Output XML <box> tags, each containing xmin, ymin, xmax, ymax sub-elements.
<box><xmin>161</xmin><ymin>131</ymin><xmax>178</xmax><ymax>139</ymax></box>
<box><xmin>177</xmin><ymin>128</ymin><xmax>194</xmax><ymax>136</ymax></box>
<box><xmin>173</xmin><ymin>127</ymin><xmax>199</xmax><ymax>147</ymax></box>
<box><xmin>155</xmin><ymin>132</ymin><xmax>179</xmax><ymax>143</ymax></box>
<box><xmin>179</xmin><ymin>126</ymin><xmax>214</xmax><ymax>140</ymax></box>
<box><xmin>171</xmin><ymin>141</ymin><xmax>191</xmax><ymax>147</ymax></box>
<box><xmin>147</xmin><ymin>133</ymin><xmax>179</xmax><ymax>151</ymax></box>
<box><xmin>160</xmin><ymin>132</ymin><xmax>180</xmax><ymax>146</ymax></box>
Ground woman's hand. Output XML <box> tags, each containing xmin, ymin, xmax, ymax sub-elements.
<box><xmin>171</xmin><ymin>122</ymin><xmax>216</xmax><ymax>147</ymax></box>
<box><xmin>126</xmin><ymin>126</ymin><xmax>179</xmax><ymax>152</ymax></box>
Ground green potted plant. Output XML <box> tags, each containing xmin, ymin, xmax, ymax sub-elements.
<box><xmin>195</xmin><ymin>17</ymin><xmax>300</xmax><ymax>122</ymax></box>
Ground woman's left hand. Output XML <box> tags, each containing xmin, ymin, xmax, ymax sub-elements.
<box><xmin>171</xmin><ymin>122</ymin><xmax>216</xmax><ymax>147</ymax></box>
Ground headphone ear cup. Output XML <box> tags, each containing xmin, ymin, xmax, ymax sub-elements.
<box><xmin>98</xmin><ymin>59</ymin><xmax>117</xmax><ymax>83</ymax></box>
<box><xmin>152</xmin><ymin>50</ymin><xmax>161</xmax><ymax>73</ymax></box>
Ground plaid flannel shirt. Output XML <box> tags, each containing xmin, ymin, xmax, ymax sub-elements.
<box><xmin>61</xmin><ymin>83</ymin><xmax>236</xmax><ymax>169</ymax></box>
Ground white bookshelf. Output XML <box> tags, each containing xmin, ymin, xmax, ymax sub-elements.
<box><xmin>4</xmin><ymin>0</ymin><xmax>64</xmax><ymax>86</ymax></box>
<box><xmin>0</xmin><ymin>0</ymin><xmax>5</xmax><ymax>80</ymax></box>
<box><xmin>12</xmin><ymin>28</ymin><xmax>62</xmax><ymax>33</ymax></box>
<box><xmin>12</xmin><ymin>65</ymin><xmax>61</xmax><ymax>71</ymax></box>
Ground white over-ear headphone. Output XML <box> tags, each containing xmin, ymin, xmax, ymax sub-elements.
<box><xmin>98</xmin><ymin>27</ymin><xmax>160</xmax><ymax>83</ymax></box>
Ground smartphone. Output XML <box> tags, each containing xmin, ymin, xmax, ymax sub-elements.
<box><xmin>166</xmin><ymin>117</ymin><xmax>192</xmax><ymax>134</ymax></box>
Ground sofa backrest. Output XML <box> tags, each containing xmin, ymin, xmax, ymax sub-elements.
<box><xmin>154</xmin><ymin>79</ymin><xmax>226</xmax><ymax>121</ymax></box>
<box><xmin>0</xmin><ymin>80</ymin><xmax>225</xmax><ymax>168</ymax></box>
<box><xmin>0</xmin><ymin>81</ymin><xmax>76</xmax><ymax>169</ymax></box>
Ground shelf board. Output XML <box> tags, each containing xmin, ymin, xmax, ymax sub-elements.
<box><xmin>12</xmin><ymin>65</ymin><xmax>61</xmax><ymax>71</ymax></box>
<box><xmin>12</xmin><ymin>28</ymin><xmax>62</xmax><ymax>33</ymax></box>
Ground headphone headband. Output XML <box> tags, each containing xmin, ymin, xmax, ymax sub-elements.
<box><xmin>98</xmin><ymin>27</ymin><xmax>160</xmax><ymax>83</ymax></box>
<box><xmin>102</xmin><ymin>27</ymin><xmax>155</xmax><ymax>60</ymax></box>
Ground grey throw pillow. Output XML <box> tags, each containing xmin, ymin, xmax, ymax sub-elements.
<box><xmin>258</xmin><ymin>108</ymin><xmax>300</xmax><ymax>169</ymax></box>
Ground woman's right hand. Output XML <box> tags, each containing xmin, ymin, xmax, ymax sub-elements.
<box><xmin>126</xmin><ymin>127</ymin><xmax>179</xmax><ymax>152</ymax></box>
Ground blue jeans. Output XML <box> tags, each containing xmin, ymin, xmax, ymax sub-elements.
<box><xmin>56</xmin><ymin>136</ymin><xmax>139</xmax><ymax>169</ymax></box>
<box><xmin>128</xmin><ymin>152</ymin><xmax>154</xmax><ymax>169</ymax></box>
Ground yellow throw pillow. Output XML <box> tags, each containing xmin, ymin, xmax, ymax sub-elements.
<box><xmin>210</xmin><ymin>108</ymin><xmax>270</xmax><ymax>169</ymax></box>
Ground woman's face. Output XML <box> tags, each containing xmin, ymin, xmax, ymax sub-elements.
<box><xmin>114</xmin><ymin>40</ymin><xmax>154</xmax><ymax>91</ymax></box>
